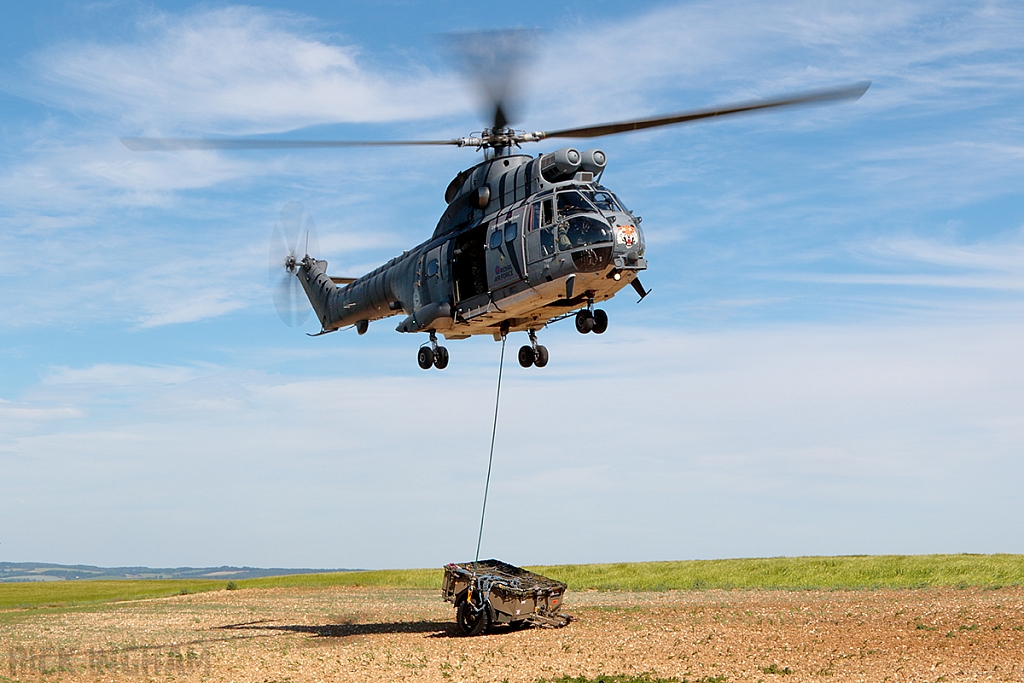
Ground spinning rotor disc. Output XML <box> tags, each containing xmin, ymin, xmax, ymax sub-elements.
<box><xmin>269</xmin><ymin>201</ymin><xmax>319</xmax><ymax>327</ymax></box>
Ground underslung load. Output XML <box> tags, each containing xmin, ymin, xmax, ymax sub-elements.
<box><xmin>442</xmin><ymin>559</ymin><xmax>571</xmax><ymax>636</ymax></box>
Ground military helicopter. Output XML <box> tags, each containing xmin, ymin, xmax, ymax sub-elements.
<box><xmin>122</xmin><ymin>37</ymin><xmax>868</xmax><ymax>370</ymax></box>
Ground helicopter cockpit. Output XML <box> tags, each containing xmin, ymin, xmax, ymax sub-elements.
<box><xmin>554</xmin><ymin>190</ymin><xmax>614</xmax><ymax>244</ymax></box>
<box><xmin>550</xmin><ymin>188</ymin><xmax>619</xmax><ymax>272</ymax></box>
<box><xmin>527</xmin><ymin>186</ymin><xmax>627</xmax><ymax>266</ymax></box>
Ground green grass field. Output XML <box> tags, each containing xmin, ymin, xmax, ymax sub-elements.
<box><xmin>2</xmin><ymin>554</ymin><xmax>1022</xmax><ymax>611</ymax></box>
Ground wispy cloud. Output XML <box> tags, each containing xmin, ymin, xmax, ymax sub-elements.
<box><xmin>843</xmin><ymin>140</ymin><xmax>1024</xmax><ymax>210</ymax></box>
<box><xmin>858</xmin><ymin>233</ymin><xmax>1024</xmax><ymax>270</ymax></box>
<box><xmin>526</xmin><ymin>0</ymin><xmax>1024</xmax><ymax>127</ymax></box>
<box><xmin>29</xmin><ymin>6</ymin><xmax>468</xmax><ymax>134</ymax></box>
<box><xmin>0</xmin><ymin>400</ymin><xmax>82</xmax><ymax>422</ymax></box>
<box><xmin>44</xmin><ymin>363</ymin><xmax>200</xmax><ymax>387</ymax></box>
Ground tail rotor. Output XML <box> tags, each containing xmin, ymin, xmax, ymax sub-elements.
<box><xmin>269</xmin><ymin>201</ymin><xmax>319</xmax><ymax>327</ymax></box>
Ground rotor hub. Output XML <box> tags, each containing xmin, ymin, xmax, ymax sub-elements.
<box><xmin>457</xmin><ymin>128</ymin><xmax>546</xmax><ymax>153</ymax></box>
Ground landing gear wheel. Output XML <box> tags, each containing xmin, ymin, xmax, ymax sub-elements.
<box><xmin>575</xmin><ymin>309</ymin><xmax>595</xmax><ymax>334</ymax></box>
<box><xmin>592</xmin><ymin>309</ymin><xmax>608</xmax><ymax>334</ymax></box>
<box><xmin>417</xmin><ymin>346</ymin><xmax>434</xmax><ymax>370</ymax></box>
<box><xmin>534</xmin><ymin>345</ymin><xmax>549</xmax><ymax>368</ymax></box>
<box><xmin>518</xmin><ymin>345</ymin><xmax>536</xmax><ymax>368</ymax></box>
<box><xmin>457</xmin><ymin>600</ymin><xmax>490</xmax><ymax>636</ymax></box>
<box><xmin>433</xmin><ymin>346</ymin><xmax>449</xmax><ymax>370</ymax></box>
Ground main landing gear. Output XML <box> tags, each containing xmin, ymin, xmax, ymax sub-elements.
<box><xmin>575</xmin><ymin>298</ymin><xmax>608</xmax><ymax>335</ymax></box>
<box><xmin>417</xmin><ymin>331</ymin><xmax>449</xmax><ymax>370</ymax></box>
<box><xmin>519</xmin><ymin>329</ymin><xmax>549</xmax><ymax>368</ymax></box>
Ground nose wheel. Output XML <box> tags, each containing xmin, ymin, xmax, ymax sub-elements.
<box><xmin>519</xmin><ymin>329</ymin><xmax>549</xmax><ymax>368</ymax></box>
<box><xmin>418</xmin><ymin>331</ymin><xmax>449</xmax><ymax>370</ymax></box>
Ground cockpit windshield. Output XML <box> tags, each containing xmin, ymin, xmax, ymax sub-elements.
<box><xmin>556</xmin><ymin>191</ymin><xmax>595</xmax><ymax>217</ymax></box>
<box><xmin>586</xmin><ymin>190</ymin><xmax>621</xmax><ymax>212</ymax></box>
<box><xmin>557</xmin><ymin>216</ymin><xmax>614</xmax><ymax>250</ymax></box>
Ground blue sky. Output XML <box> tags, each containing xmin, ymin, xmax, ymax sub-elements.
<box><xmin>2</xmin><ymin>0</ymin><xmax>1024</xmax><ymax>570</ymax></box>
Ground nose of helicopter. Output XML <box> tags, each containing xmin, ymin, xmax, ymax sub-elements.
<box><xmin>611</xmin><ymin>214</ymin><xmax>645</xmax><ymax>265</ymax></box>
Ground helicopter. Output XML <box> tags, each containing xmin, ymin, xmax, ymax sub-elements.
<box><xmin>122</xmin><ymin>40</ymin><xmax>868</xmax><ymax>370</ymax></box>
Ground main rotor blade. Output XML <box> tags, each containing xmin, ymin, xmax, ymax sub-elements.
<box><xmin>445</xmin><ymin>29</ymin><xmax>537</xmax><ymax>131</ymax></box>
<box><xmin>541</xmin><ymin>82</ymin><xmax>870</xmax><ymax>140</ymax></box>
<box><xmin>121</xmin><ymin>138</ymin><xmax>465</xmax><ymax>151</ymax></box>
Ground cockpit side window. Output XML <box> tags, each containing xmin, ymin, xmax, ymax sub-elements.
<box><xmin>587</xmin><ymin>191</ymin><xmax>620</xmax><ymax>212</ymax></box>
<box><xmin>595</xmin><ymin>186</ymin><xmax>628</xmax><ymax>213</ymax></box>
<box><xmin>540</xmin><ymin>228</ymin><xmax>555</xmax><ymax>256</ymax></box>
<box><xmin>541</xmin><ymin>198</ymin><xmax>554</xmax><ymax>225</ymax></box>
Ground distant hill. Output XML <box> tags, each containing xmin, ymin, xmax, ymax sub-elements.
<box><xmin>0</xmin><ymin>562</ymin><xmax>354</xmax><ymax>582</ymax></box>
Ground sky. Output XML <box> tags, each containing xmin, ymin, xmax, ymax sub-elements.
<box><xmin>2</xmin><ymin>0</ymin><xmax>1024</xmax><ymax>570</ymax></box>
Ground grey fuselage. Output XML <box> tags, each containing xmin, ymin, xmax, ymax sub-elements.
<box><xmin>297</xmin><ymin>149</ymin><xmax>646</xmax><ymax>340</ymax></box>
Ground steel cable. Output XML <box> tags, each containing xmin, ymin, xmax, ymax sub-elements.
<box><xmin>474</xmin><ymin>334</ymin><xmax>507</xmax><ymax>574</ymax></box>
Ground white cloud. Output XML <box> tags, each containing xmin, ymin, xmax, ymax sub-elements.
<box><xmin>31</xmin><ymin>6</ymin><xmax>468</xmax><ymax>133</ymax></box>
<box><xmin>0</xmin><ymin>400</ymin><xmax>82</xmax><ymax>422</ymax></box>
<box><xmin>842</xmin><ymin>140</ymin><xmax>1024</xmax><ymax>210</ymax></box>
<box><xmin>864</xmin><ymin>233</ymin><xmax>1024</xmax><ymax>270</ymax></box>
<box><xmin>44</xmin><ymin>363</ymin><xmax>200</xmax><ymax>388</ymax></box>
<box><xmin>526</xmin><ymin>0</ymin><xmax>1023</xmax><ymax>129</ymax></box>
<box><xmin>770</xmin><ymin>232</ymin><xmax>1024</xmax><ymax>294</ymax></box>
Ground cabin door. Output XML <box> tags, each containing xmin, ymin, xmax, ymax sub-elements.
<box><xmin>452</xmin><ymin>225</ymin><xmax>488</xmax><ymax>304</ymax></box>
<box><xmin>486</xmin><ymin>208</ymin><xmax>527</xmax><ymax>291</ymax></box>
<box><xmin>424</xmin><ymin>245</ymin><xmax>446</xmax><ymax>304</ymax></box>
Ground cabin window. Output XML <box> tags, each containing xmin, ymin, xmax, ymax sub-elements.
<box><xmin>489</xmin><ymin>229</ymin><xmax>503</xmax><ymax>249</ymax></box>
<box><xmin>504</xmin><ymin>222</ymin><xmax>518</xmax><ymax>242</ymax></box>
<box><xmin>427</xmin><ymin>259</ymin><xmax>439</xmax><ymax>277</ymax></box>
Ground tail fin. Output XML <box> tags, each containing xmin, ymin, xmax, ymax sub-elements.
<box><xmin>297</xmin><ymin>258</ymin><xmax>337</xmax><ymax>329</ymax></box>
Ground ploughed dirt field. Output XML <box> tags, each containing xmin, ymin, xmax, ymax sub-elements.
<box><xmin>3</xmin><ymin>586</ymin><xmax>1023</xmax><ymax>682</ymax></box>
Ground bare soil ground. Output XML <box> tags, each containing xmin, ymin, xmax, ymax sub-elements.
<box><xmin>3</xmin><ymin>586</ymin><xmax>1022</xmax><ymax>682</ymax></box>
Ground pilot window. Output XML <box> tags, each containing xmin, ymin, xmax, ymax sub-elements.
<box><xmin>557</xmin><ymin>191</ymin><xmax>594</xmax><ymax>217</ymax></box>
<box><xmin>541</xmin><ymin>198</ymin><xmax>553</xmax><ymax>225</ymax></box>
<box><xmin>587</xmin><ymin>190</ymin><xmax>620</xmax><ymax>212</ymax></box>
<box><xmin>557</xmin><ymin>216</ymin><xmax>613</xmax><ymax>250</ymax></box>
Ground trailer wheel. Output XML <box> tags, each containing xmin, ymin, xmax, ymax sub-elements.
<box><xmin>457</xmin><ymin>601</ymin><xmax>490</xmax><ymax>636</ymax></box>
